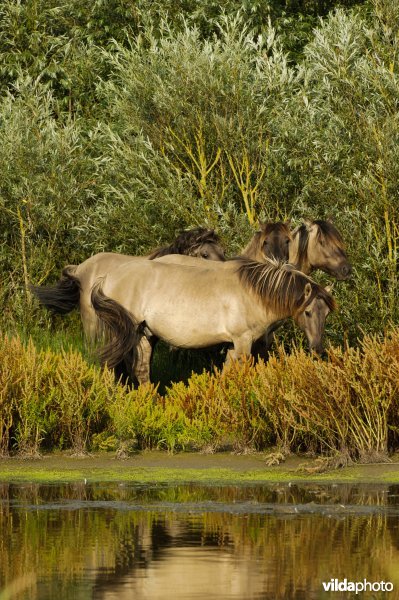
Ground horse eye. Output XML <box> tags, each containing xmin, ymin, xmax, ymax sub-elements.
<box><xmin>305</xmin><ymin>310</ymin><xmax>311</xmax><ymax>317</ymax></box>
<box><xmin>202</xmin><ymin>252</ymin><xmax>209</xmax><ymax>259</ymax></box>
<box><xmin>285</xmin><ymin>239</ymin><xmax>290</xmax><ymax>245</ymax></box>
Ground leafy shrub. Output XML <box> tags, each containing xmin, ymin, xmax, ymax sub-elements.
<box><xmin>2</xmin><ymin>329</ymin><xmax>398</xmax><ymax>462</ymax></box>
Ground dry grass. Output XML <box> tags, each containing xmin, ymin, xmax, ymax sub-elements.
<box><xmin>1</xmin><ymin>329</ymin><xmax>398</xmax><ymax>461</ymax></box>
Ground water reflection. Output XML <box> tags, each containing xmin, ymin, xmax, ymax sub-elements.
<box><xmin>1</xmin><ymin>483</ymin><xmax>399</xmax><ymax>599</ymax></box>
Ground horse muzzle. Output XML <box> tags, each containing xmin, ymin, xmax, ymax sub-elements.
<box><xmin>337</xmin><ymin>263</ymin><xmax>352</xmax><ymax>280</ymax></box>
<box><xmin>323</xmin><ymin>263</ymin><xmax>352</xmax><ymax>280</ymax></box>
<box><xmin>310</xmin><ymin>344</ymin><xmax>325</xmax><ymax>357</ymax></box>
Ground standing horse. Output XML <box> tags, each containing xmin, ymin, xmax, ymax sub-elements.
<box><xmin>131</xmin><ymin>218</ymin><xmax>351</xmax><ymax>378</ymax></box>
<box><xmin>91</xmin><ymin>257</ymin><xmax>336</xmax><ymax>384</ymax></box>
<box><xmin>30</xmin><ymin>227</ymin><xmax>225</xmax><ymax>341</ymax></box>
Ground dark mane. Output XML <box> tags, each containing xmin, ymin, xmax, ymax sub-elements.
<box><xmin>295</xmin><ymin>224</ymin><xmax>310</xmax><ymax>267</ymax></box>
<box><xmin>236</xmin><ymin>257</ymin><xmax>336</xmax><ymax>316</ymax></box>
<box><xmin>313</xmin><ymin>219</ymin><xmax>345</xmax><ymax>249</ymax></box>
<box><xmin>294</xmin><ymin>219</ymin><xmax>346</xmax><ymax>266</ymax></box>
<box><xmin>148</xmin><ymin>227</ymin><xmax>221</xmax><ymax>259</ymax></box>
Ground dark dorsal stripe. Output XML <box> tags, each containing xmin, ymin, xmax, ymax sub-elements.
<box><xmin>295</xmin><ymin>224</ymin><xmax>310</xmax><ymax>267</ymax></box>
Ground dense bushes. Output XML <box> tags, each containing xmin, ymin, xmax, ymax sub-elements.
<box><xmin>1</xmin><ymin>330</ymin><xmax>398</xmax><ymax>463</ymax></box>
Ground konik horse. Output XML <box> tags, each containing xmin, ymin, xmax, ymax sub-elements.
<box><xmin>91</xmin><ymin>257</ymin><xmax>336</xmax><ymax>384</ymax></box>
<box><xmin>30</xmin><ymin>227</ymin><xmax>225</xmax><ymax>341</ymax></box>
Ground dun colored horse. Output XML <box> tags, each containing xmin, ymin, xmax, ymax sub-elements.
<box><xmin>30</xmin><ymin>227</ymin><xmax>225</xmax><ymax>340</ymax></box>
<box><xmin>91</xmin><ymin>257</ymin><xmax>336</xmax><ymax>384</ymax></box>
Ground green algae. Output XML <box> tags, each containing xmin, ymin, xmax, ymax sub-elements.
<box><xmin>1</xmin><ymin>452</ymin><xmax>399</xmax><ymax>484</ymax></box>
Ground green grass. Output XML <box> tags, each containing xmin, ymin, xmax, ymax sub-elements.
<box><xmin>16</xmin><ymin>320</ymin><xmax>92</xmax><ymax>361</ymax></box>
<box><xmin>1</xmin><ymin>452</ymin><xmax>399</xmax><ymax>484</ymax></box>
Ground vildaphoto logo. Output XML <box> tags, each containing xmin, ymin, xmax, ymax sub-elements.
<box><xmin>322</xmin><ymin>579</ymin><xmax>394</xmax><ymax>594</ymax></box>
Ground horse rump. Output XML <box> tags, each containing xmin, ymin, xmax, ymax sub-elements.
<box><xmin>29</xmin><ymin>266</ymin><xmax>81</xmax><ymax>315</ymax></box>
<box><xmin>91</xmin><ymin>280</ymin><xmax>141</xmax><ymax>375</ymax></box>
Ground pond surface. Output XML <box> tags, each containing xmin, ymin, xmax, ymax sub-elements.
<box><xmin>1</xmin><ymin>482</ymin><xmax>399</xmax><ymax>599</ymax></box>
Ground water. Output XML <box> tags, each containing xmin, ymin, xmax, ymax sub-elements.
<box><xmin>1</xmin><ymin>482</ymin><xmax>399</xmax><ymax>599</ymax></box>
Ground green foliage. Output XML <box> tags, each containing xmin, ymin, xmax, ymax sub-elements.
<box><xmin>274</xmin><ymin>5</ymin><xmax>399</xmax><ymax>338</ymax></box>
<box><xmin>0</xmin><ymin>0</ymin><xmax>397</xmax><ymax>361</ymax></box>
<box><xmin>105</xmin><ymin>382</ymin><xmax>186</xmax><ymax>452</ymax></box>
<box><xmin>52</xmin><ymin>351</ymin><xmax>111</xmax><ymax>454</ymax></box>
<box><xmin>0</xmin><ymin>81</ymin><xmax>104</xmax><ymax>328</ymax></box>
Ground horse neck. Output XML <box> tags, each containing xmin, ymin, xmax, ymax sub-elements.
<box><xmin>240</xmin><ymin>266</ymin><xmax>300</xmax><ymax>329</ymax></box>
<box><xmin>288</xmin><ymin>229</ymin><xmax>312</xmax><ymax>275</ymax></box>
<box><xmin>246</xmin><ymin>294</ymin><xmax>288</xmax><ymax>335</ymax></box>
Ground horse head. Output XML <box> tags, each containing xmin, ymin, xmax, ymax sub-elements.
<box><xmin>260</xmin><ymin>221</ymin><xmax>291</xmax><ymax>261</ymax></box>
<box><xmin>294</xmin><ymin>282</ymin><xmax>336</xmax><ymax>355</ymax></box>
<box><xmin>243</xmin><ymin>221</ymin><xmax>291</xmax><ymax>262</ymax></box>
<box><xmin>294</xmin><ymin>219</ymin><xmax>352</xmax><ymax>280</ymax></box>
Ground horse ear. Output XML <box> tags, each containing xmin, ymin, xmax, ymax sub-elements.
<box><xmin>284</xmin><ymin>219</ymin><xmax>291</xmax><ymax>227</ymax></box>
<box><xmin>304</xmin><ymin>282</ymin><xmax>312</xmax><ymax>301</ymax></box>
<box><xmin>325</xmin><ymin>284</ymin><xmax>334</xmax><ymax>294</ymax></box>
<box><xmin>304</xmin><ymin>218</ymin><xmax>313</xmax><ymax>230</ymax></box>
<box><xmin>326</xmin><ymin>215</ymin><xmax>335</xmax><ymax>224</ymax></box>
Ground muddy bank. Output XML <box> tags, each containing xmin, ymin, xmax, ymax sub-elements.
<box><xmin>1</xmin><ymin>451</ymin><xmax>399</xmax><ymax>484</ymax></box>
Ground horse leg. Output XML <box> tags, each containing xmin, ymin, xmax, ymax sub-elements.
<box><xmin>251</xmin><ymin>320</ymin><xmax>284</xmax><ymax>363</ymax></box>
<box><xmin>80</xmin><ymin>296</ymin><xmax>98</xmax><ymax>345</ymax></box>
<box><xmin>134</xmin><ymin>335</ymin><xmax>156</xmax><ymax>385</ymax></box>
<box><xmin>251</xmin><ymin>337</ymin><xmax>270</xmax><ymax>363</ymax></box>
<box><xmin>223</xmin><ymin>334</ymin><xmax>253</xmax><ymax>370</ymax></box>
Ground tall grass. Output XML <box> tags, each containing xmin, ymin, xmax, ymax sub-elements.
<box><xmin>1</xmin><ymin>329</ymin><xmax>398</xmax><ymax>463</ymax></box>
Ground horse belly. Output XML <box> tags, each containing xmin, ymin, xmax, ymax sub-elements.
<box><xmin>143</xmin><ymin>303</ymin><xmax>229</xmax><ymax>349</ymax></box>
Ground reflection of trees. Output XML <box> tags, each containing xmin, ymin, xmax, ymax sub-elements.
<box><xmin>1</xmin><ymin>483</ymin><xmax>399</xmax><ymax>599</ymax></box>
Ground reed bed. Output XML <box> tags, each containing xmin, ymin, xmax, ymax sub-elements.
<box><xmin>0</xmin><ymin>330</ymin><xmax>398</xmax><ymax>463</ymax></box>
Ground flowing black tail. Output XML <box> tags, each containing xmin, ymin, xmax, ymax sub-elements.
<box><xmin>29</xmin><ymin>266</ymin><xmax>81</xmax><ymax>315</ymax></box>
<box><xmin>91</xmin><ymin>280</ymin><xmax>141</xmax><ymax>375</ymax></box>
